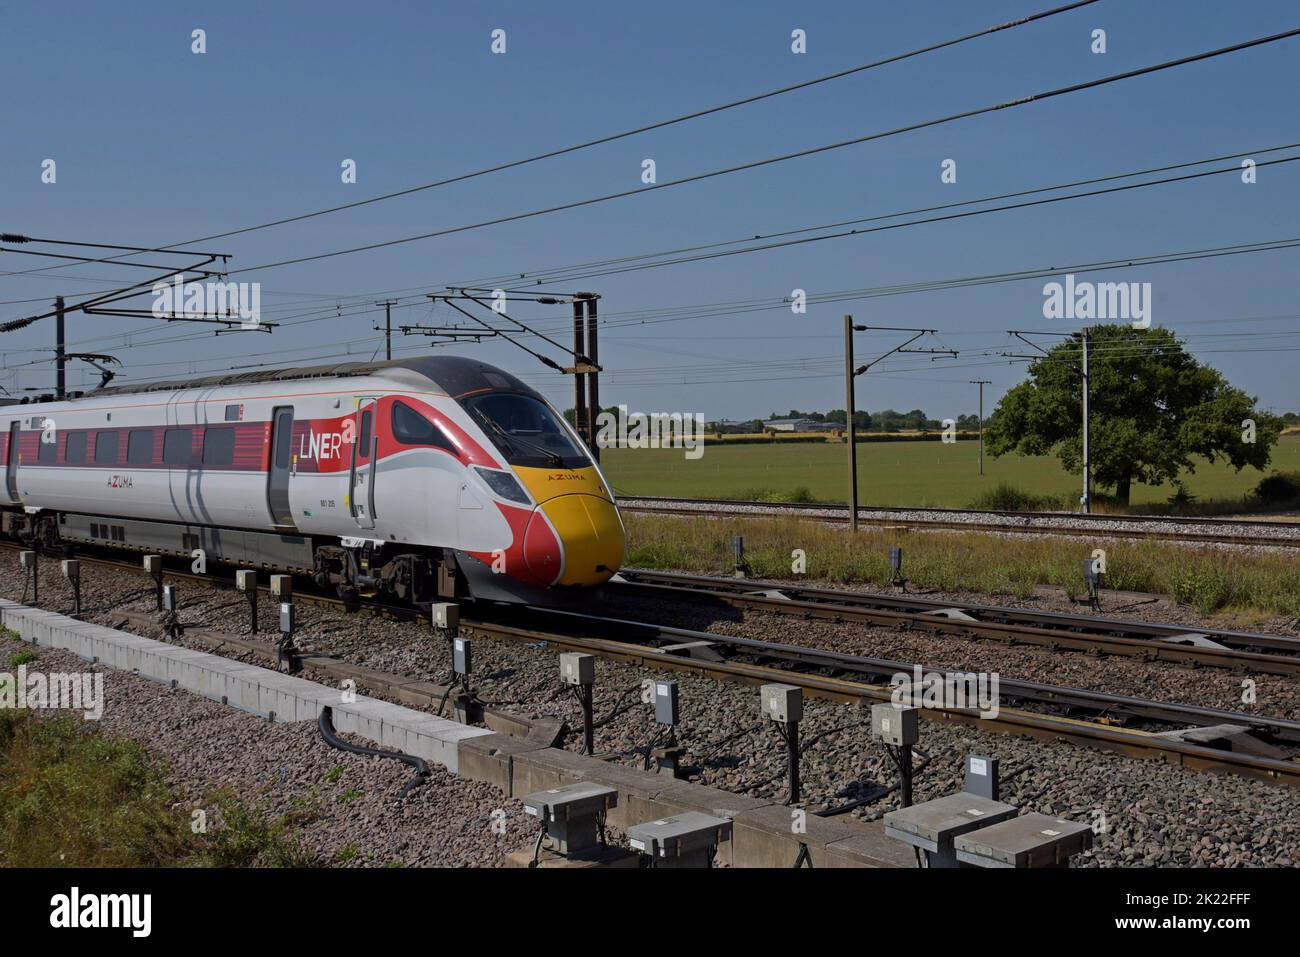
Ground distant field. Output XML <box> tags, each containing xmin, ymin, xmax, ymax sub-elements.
<box><xmin>601</xmin><ymin>433</ymin><xmax>1300</xmax><ymax>509</ymax></box>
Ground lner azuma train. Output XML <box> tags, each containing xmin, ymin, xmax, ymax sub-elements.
<box><xmin>0</xmin><ymin>356</ymin><xmax>626</xmax><ymax>605</ymax></box>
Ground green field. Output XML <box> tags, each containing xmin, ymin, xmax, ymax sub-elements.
<box><xmin>601</xmin><ymin>433</ymin><xmax>1300</xmax><ymax>509</ymax></box>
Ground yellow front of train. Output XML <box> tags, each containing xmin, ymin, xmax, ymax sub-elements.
<box><xmin>513</xmin><ymin>463</ymin><xmax>625</xmax><ymax>587</ymax></box>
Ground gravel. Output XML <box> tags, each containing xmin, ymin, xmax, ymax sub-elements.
<box><xmin>5</xmin><ymin>548</ymin><xmax>1300</xmax><ymax>867</ymax></box>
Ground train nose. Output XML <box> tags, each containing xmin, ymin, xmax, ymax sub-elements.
<box><xmin>523</xmin><ymin>493</ymin><xmax>624</xmax><ymax>586</ymax></box>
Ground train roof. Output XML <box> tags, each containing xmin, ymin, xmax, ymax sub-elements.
<box><xmin>56</xmin><ymin>355</ymin><xmax>544</xmax><ymax>403</ymax></box>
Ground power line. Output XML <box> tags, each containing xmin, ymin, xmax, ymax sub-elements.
<box><xmin>0</xmin><ymin>0</ymin><xmax>1102</xmax><ymax>284</ymax></box>
<box><xmin>452</xmin><ymin>141</ymin><xmax>1300</xmax><ymax>290</ymax></box>
<box><xmin>220</xmin><ymin>27</ymin><xmax>1300</xmax><ymax>277</ymax></box>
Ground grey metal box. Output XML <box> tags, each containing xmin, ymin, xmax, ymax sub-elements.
<box><xmin>883</xmin><ymin>793</ymin><xmax>1018</xmax><ymax>855</ymax></box>
<box><xmin>235</xmin><ymin>569</ymin><xmax>256</xmax><ymax>592</ymax></box>
<box><xmin>872</xmin><ymin>703</ymin><xmax>919</xmax><ymax>746</ymax></box>
<box><xmin>628</xmin><ymin>812</ymin><xmax>733</xmax><ymax>865</ymax></box>
<box><xmin>142</xmin><ymin>554</ymin><xmax>162</xmax><ymax>574</ymax></box>
<box><xmin>761</xmin><ymin>683</ymin><xmax>802</xmax><ymax>724</ymax></box>
<box><xmin>1082</xmin><ymin>558</ymin><xmax>1101</xmax><ymax>585</ymax></box>
<box><xmin>270</xmin><ymin>574</ymin><xmax>292</xmax><ymax>597</ymax></box>
<box><xmin>522</xmin><ymin>782</ymin><xmax>618</xmax><ymax>856</ymax></box>
<box><xmin>560</xmin><ymin>652</ymin><xmax>595</xmax><ymax>686</ymax></box>
<box><xmin>161</xmin><ymin>585</ymin><xmax>177</xmax><ymax>612</ymax></box>
<box><xmin>18</xmin><ymin>551</ymin><xmax>35</xmax><ymax>569</ymax></box>
<box><xmin>453</xmin><ymin>637</ymin><xmax>472</xmax><ymax>675</ymax></box>
<box><xmin>278</xmin><ymin>601</ymin><xmax>295</xmax><ymax>635</ymax></box>
<box><xmin>60</xmin><ymin>559</ymin><xmax>79</xmax><ymax>578</ymax></box>
<box><xmin>654</xmin><ymin>679</ymin><xmax>679</xmax><ymax>725</ymax></box>
<box><xmin>953</xmin><ymin>812</ymin><xmax>1093</xmax><ymax>868</ymax></box>
<box><xmin>964</xmin><ymin>754</ymin><xmax>999</xmax><ymax>800</ymax></box>
<box><xmin>431</xmin><ymin>602</ymin><xmax>459</xmax><ymax>631</ymax></box>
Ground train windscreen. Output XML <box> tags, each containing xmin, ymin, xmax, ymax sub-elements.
<box><xmin>463</xmin><ymin>393</ymin><xmax>590</xmax><ymax>469</ymax></box>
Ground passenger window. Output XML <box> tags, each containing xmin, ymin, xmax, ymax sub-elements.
<box><xmin>127</xmin><ymin>430</ymin><xmax>154</xmax><ymax>465</ymax></box>
<box><xmin>94</xmin><ymin>431</ymin><xmax>120</xmax><ymax>465</ymax></box>
<box><xmin>202</xmin><ymin>427</ymin><xmax>235</xmax><ymax>466</ymax></box>
<box><xmin>65</xmin><ymin>432</ymin><xmax>88</xmax><ymax>464</ymax></box>
<box><xmin>163</xmin><ymin>428</ymin><xmax>193</xmax><ymax>466</ymax></box>
<box><xmin>358</xmin><ymin>409</ymin><xmax>372</xmax><ymax>458</ymax></box>
<box><xmin>273</xmin><ymin>417</ymin><xmax>293</xmax><ymax>470</ymax></box>
<box><xmin>38</xmin><ymin>433</ymin><xmax>57</xmax><ymax>464</ymax></box>
<box><xmin>391</xmin><ymin>401</ymin><xmax>456</xmax><ymax>453</ymax></box>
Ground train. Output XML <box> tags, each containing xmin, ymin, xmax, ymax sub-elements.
<box><xmin>0</xmin><ymin>356</ymin><xmax>626</xmax><ymax>605</ymax></box>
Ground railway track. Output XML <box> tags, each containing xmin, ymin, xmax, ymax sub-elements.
<box><xmin>620</xmin><ymin>495</ymin><xmax>1300</xmax><ymax>548</ymax></box>
<box><xmin>610</xmin><ymin>569</ymin><xmax>1300</xmax><ymax>675</ymax></box>
<box><xmin>6</xmin><ymin>541</ymin><xmax>1299</xmax><ymax>787</ymax></box>
<box><xmin>473</xmin><ymin>608</ymin><xmax>1300</xmax><ymax>787</ymax></box>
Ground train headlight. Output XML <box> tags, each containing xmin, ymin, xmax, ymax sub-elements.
<box><xmin>475</xmin><ymin>467</ymin><xmax>531</xmax><ymax>505</ymax></box>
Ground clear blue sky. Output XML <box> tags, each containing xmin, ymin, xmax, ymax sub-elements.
<box><xmin>3</xmin><ymin>0</ymin><xmax>1298</xmax><ymax>421</ymax></box>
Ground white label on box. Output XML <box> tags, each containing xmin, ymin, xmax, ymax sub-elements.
<box><xmin>970</xmin><ymin>758</ymin><xmax>987</xmax><ymax>776</ymax></box>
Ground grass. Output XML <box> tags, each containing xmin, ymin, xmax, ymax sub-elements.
<box><xmin>623</xmin><ymin>513</ymin><xmax>1300</xmax><ymax>620</ymax></box>
<box><xmin>603</xmin><ymin>433</ymin><xmax>1300</xmax><ymax>512</ymax></box>
<box><xmin>0</xmin><ymin>709</ymin><xmax>315</xmax><ymax>867</ymax></box>
<box><xmin>7</xmin><ymin>649</ymin><xmax>38</xmax><ymax>668</ymax></box>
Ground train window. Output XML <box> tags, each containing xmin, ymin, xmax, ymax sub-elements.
<box><xmin>202</xmin><ymin>427</ymin><xmax>235</xmax><ymax>466</ymax></box>
<box><xmin>127</xmin><ymin>430</ymin><xmax>154</xmax><ymax>465</ymax></box>
<box><xmin>65</xmin><ymin>432</ymin><xmax>88</xmax><ymax>464</ymax></box>
<box><xmin>463</xmin><ymin>393</ymin><xmax>589</xmax><ymax>469</ymax></box>
<box><xmin>224</xmin><ymin>404</ymin><xmax>240</xmax><ymax>422</ymax></box>
<box><xmin>163</xmin><ymin>428</ymin><xmax>194</xmax><ymax>466</ymax></box>
<box><xmin>273</xmin><ymin>417</ymin><xmax>293</xmax><ymax>471</ymax></box>
<box><xmin>391</xmin><ymin>401</ymin><xmax>457</xmax><ymax>454</ymax></box>
<box><xmin>358</xmin><ymin>409</ymin><xmax>372</xmax><ymax>457</ymax></box>
<box><xmin>94</xmin><ymin>430</ymin><xmax>120</xmax><ymax>465</ymax></box>
<box><xmin>38</xmin><ymin>434</ymin><xmax>57</xmax><ymax>464</ymax></box>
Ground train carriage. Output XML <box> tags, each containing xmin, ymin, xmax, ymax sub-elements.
<box><xmin>0</xmin><ymin>356</ymin><xmax>626</xmax><ymax>604</ymax></box>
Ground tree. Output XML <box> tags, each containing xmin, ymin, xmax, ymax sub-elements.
<box><xmin>984</xmin><ymin>325</ymin><xmax>1280</xmax><ymax>505</ymax></box>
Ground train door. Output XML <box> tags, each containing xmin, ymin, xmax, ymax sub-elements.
<box><xmin>267</xmin><ymin>406</ymin><xmax>296</xmax><ymax>528</ymax></box>
<box><xmin>4</xmin><ymin>421</ymin><xmax>19</xmax><ymax>503</ymax></box>
<box><xmin>348</xmin><ymin>397</ymin><xmax>377</xmax><ymax>530</ymax></box>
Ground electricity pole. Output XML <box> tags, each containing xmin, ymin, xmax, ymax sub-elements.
<box><xmin>845</xmin><ymin>320</ymin><xmax>956</xmax><ymax>530</ymax></box>
<box><xmin>55</xmin><ymin>295</ymin><xmax>66</xmax><ymax>400</ymax></box>
<box><xmin>1007</xmin><ymin>330</ymin><xmax>1092</xmax><ymax>514</ymax></box>
<box><xmin>377</xmin><ymin>300</ymin><xmax>396</xmax><ymax>360</ymax></box>
<box><xmin>844</xmin><ymin>316</ymin><xmax>860</xmax><ymax>530</ymax></box>
<box><xmin>1079</xmin><ymin>328</ymin><xmax>1091</xmax><ymax>514</ymax></box>
<box><xmin>969</xmin><ymin>380</ymin><xmax>990</xmax><ymax>475</ymax></box>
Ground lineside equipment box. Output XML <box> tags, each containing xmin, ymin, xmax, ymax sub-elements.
<box><xmin>884</xmin><ymin>792</ymin><xmax>1017</xmax><ymax>867</ymax></box>
<box><xmin>654</xmin><ymin>679</ymin><xmax>679</xmax><ymax>725</ymax></box>
<box><xmin>522</xmin><ymin>782</ymin><xmax>618</xmax><ymax>856</ymax></box>
<box><xmin>560</xmin><ymin>652</ymin><xmax>595</xmax><ymax>686</ymax></box>
<box><xmin>628</xmin><ymin>812</ymin><xmax>733</xmax><ymax>868</ymax></box>
<box><xmin>871</xmin><ymin>703</ymin><xmax>919</xmax><ymax>746</ymax></box>
<box><xmin>953</xmin><ymin>813</ymin><xmax>1093</xmax><ymax>868</ymax></box>
<box><xmin>761</xmin><ymin>683</ymin><xmax>802</xmax><ymax>723</ymax></box>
